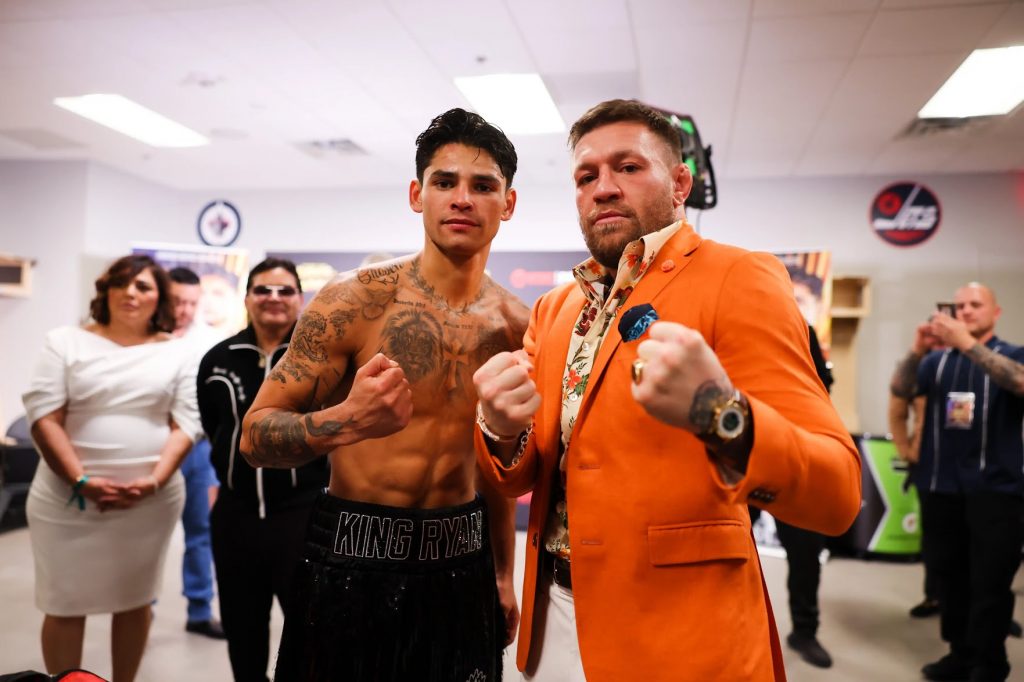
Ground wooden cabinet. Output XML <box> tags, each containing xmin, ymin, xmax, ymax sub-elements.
<box><xmin>829</xmin><ymin>277</ymin><xmax>870</xmax><ymax>432</ymax></box>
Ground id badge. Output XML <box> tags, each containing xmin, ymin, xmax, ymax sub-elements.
<box><xmin>945</xmin><ymin>391</ymin><xmax>975</xmax><ymax>430</ymax></box>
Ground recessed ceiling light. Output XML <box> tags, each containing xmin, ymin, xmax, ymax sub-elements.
<box><xmin>454</xmin><ymin>74</ymin><xmax>565</xmax><ymax>135</ymax></box>
<box><xmin>918</xmin><ymin>46</ymin><xmax>1024</xmax><ymax>119</ymax></box>
<box><xmin>53</xmin><ymin>94</ymin><xmax>208</xmax><ymax>147</ymax></box>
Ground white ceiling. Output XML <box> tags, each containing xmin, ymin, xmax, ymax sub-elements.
<box><xmin>0</xmin><ymin>0</ymin><xmax>1022</xmax><ymax>190</ymax></box>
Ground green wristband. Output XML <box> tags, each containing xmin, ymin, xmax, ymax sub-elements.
<box><xmin>67</xmin><ymin>474</ymin><xmax>89</xmax><ymax>510</ymax></box>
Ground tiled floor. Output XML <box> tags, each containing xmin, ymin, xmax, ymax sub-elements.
<box><xmin>0</xmin><ymin>522</ymin><xmax>1021</xmax><ymax>681</ymax></box>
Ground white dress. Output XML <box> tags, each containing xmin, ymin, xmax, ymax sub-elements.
<box><xmin>22</xmin><ymin>326</ymin><xmax>202</xmax><ymax>616</ymax></box>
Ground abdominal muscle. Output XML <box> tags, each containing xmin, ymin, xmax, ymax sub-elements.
<box><xmin>327</xmin><ymin>411</ymin><xmax>478</xmax><ymax>509</ymax></box>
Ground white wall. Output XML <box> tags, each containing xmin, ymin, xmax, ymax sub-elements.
<box><xmin>3</xmin><ymin>159</ymin><xmax>1023</xmax><ymax>436</ymax></box>
<box><xmin>700</xmin><ymin>172</ymin><xmax>1024</xmax><ymax>433</ymax></box>
<box><xmin>0</xmin><ymin>160</ymin><xmax>89</xmax><ymax>430</ymax></box>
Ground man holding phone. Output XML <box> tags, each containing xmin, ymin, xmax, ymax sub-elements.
<box><xmin>890</xmin><ymin>282</ymin><xmax>1024</xmax><ymax>682</ymax></box>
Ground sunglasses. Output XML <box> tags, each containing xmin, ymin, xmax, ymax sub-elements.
<box><xmin>251</xmin><ymin>284</ymin><xmax>298</xmax><ymax>298</ymax></box>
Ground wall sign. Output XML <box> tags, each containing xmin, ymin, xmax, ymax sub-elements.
<box><xmin>197</xmin><ymin>200</ymin><xmax>242</xmax><ymax>247</ymax></box>
<box><xmin>870</xmin><ymin>182</ymin><xmax>941</xmax><ymax>247</ymax></box>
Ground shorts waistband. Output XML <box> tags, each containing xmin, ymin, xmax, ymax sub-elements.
<box><xmin>306</xmin><ymin>492</ymin><xmax>489</xmax><ymax>567</ymax></box>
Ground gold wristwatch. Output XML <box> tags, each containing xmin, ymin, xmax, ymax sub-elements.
<box><xmin>700</xmin><ymin>389</ymin><xmax>749</xmax><ymax>447</ymax></box>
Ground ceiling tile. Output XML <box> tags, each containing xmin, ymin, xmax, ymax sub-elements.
<box><xmin>859</xmin><ymin>4</ymin><xmax>1006</xmax><ymax>56</ymax></box>
<box><xmin>0</xmin><ymin>1</ymin><xmax>1021</xmax><ymax>188</ymax></box>
<box><xmin>629</xmin><ymin>0</ymin><xmax>752</xmax><ymax>26</ymax></box>
<box><xmin>747</xmin><ymin>12</ymin><xmax>874</xmax><ymax>62</ymax></box>
<box><xmin>728</xmin><ymin>59</ymin><xmax>848</xmax><ymax>176</ymax></box>
<box><xmin>796</xmin><ymin>52</ymin><xmax>966</xmax><ymax>175</ymax></box>
<box><xmin>507</xmin><ymin>0</ymin><xmax>636</xmax><ymax>75</ymax></box>
<box><xmin>388</xmin><ymin>0</ymin><xmax>535</xmax><ymax>75</ymax></box>
<box><xmin>0</xmin><ymin>0</ymin><xmax>141</xmax><ymax>21</ymax></box>
<box><xmin>977</xmin><ymin>2</ymin><xmax>1024</xmax><ymax>48</ymax></box>
<box><xmin>754</xmin><ymin>0</ymin><xmax>881</xmax><ymax>18</ymax></box>
<box><xmin>880</xmin><ymin>0</ymin><xmax>1007</xmax><ymax>8</ymax></box>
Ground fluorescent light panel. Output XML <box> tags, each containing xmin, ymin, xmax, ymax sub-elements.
<box><xmin>53</xmin><ymin>94</ymin><xmax>208</xmax><ymax>147</ymax></box>
<box><xmin>918</xmin><ymin>46</ymin><xmax>1024</xmax><ymax>119</ymax></box>
<box><xmin>454</xmin><ymin>74</ymin><xmax>565</xmax><ymax>134</ymax></box>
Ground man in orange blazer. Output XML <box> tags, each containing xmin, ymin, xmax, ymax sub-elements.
<box><xmin>473</xmin><ymin>100</ymin><xmax>862</xmax><ymax>681</ymax></box>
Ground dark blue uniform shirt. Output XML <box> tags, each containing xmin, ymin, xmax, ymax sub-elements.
<box><xmin>913</xmin><ymin>336</ymin><xmax>1024</xmax><ymax>496</ymax></box>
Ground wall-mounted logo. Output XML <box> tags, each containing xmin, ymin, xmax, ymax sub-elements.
<box><xmin>197</xmin><ymin>200</ymin><xmax>242</xmax><ymax>247</ymax></box>
<box><xmin>870</xmin><ymin>182</ymin><xmax>941</xmax><ymax>247</ymax></box>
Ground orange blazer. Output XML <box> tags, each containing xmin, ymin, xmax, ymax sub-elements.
<box><xmin>476</xmin><ymin>223</ymin><xmax>861</xmax><ymax>681</ymax></box>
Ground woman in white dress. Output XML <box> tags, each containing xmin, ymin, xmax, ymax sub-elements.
<box><xmin>22</xmin><ymin>254</ymin><xmax>202</xmax><ymax>682</ymax></box>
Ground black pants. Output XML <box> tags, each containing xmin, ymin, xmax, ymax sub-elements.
<box><xmin>274</xmin><ymin>493</ymin><xmax>504</xmax><ymax>682</ymax></box>
<box><xmin>210</xmin><ymin>493</ymin><xmax>314</xmax><ymax>682</ymax></box>
<box><xmin>750</xmin><ymin>508</ymin><xmax>824</xmax><ymax>636</ymax></box>
<box><xmin>917</xmin><ymin>489</ymin><xmax>941</xmax><ymax>601</ymax></box>
<box><xmin>776</xmin><ymin>519</ymin><xmax>825</xmax><ymax>636</ymax></box>
<box><xmin>923</xmin><ymin>492</ymin><xmax>1024</xmax><ymax>676</ymax></box>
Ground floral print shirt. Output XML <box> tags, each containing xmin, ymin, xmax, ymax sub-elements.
<box><xmin>544</xmin><ymin>221</ymin><xmax>682</xmax><ymax>558</ymax></box>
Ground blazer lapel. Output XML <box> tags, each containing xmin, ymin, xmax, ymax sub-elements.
<box><xmin>537</xmin><ymin>286</ymin><xmax>587</xmax><ymax>455</ymax></box>
<box><xmin>573</xmin><ymin>223</ymin><xmax>703</xmax><ymax>426</ymax></box>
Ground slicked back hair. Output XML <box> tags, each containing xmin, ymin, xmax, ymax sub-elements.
<box><xmin>415</xmin><ymin>108</ymin><xmax>518</xmax><ymax>187</ymax></box>
<box><xmin>246</xmin><ymin>257</ymin><xmax>302</xmax><ymax>293</ymax></box>
<box><xmin>568</xmin><ymin>99</ymin><xmax>682</xmax><ymax>164</ymax></box>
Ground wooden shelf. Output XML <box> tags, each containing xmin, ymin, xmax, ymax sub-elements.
<box><xmin>832</xmin><ymin>276</ymin><xmax>870</xmax><ymax>318</ymax></box>
<box><xmin>828</xmin><ymin>276</ymin><xmax>870</xmax><ymax>433</ymax></box>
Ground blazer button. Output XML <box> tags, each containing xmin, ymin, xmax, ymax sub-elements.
<box><xmin>531</xmin><ymin>533</ymin><xmax>538</xmax><ymax>547</ymax></box>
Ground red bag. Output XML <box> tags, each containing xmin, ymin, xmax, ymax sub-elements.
<box><xmin>0</xmin><ymin>671</ymin><xmax>108</xmax><ymax>682</ymax></box>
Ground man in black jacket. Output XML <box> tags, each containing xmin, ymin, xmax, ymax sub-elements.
<box><xmin>197</xmin><ymin>258</ymin><xmax>329</xmax><ymax>682</ymax></box>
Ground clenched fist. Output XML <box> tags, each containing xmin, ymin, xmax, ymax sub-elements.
<box><xmin>340</xmin><ymin>352</ymin><xmax>413</xmax><ymax>442</ymax></box>
<box><xmin>473</xmin><ymin>350</ymin><xmax>540</xmax><ymax>437</ymax></box>
<box><xmin>631</xmin><ymin>321</ymin><xmax>733</xmax><ymax>433</ymax></box>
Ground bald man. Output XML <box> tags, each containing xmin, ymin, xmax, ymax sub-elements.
<box><xmin>890</xmin><ymin>283</ymin><xmax>1024</xmax><ymax>682</ymax></box>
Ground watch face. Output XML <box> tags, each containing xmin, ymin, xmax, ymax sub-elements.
<box><xmin>716</xmin><ymin>405</ymin><xmax>745</xmax><ymax>440</ymax></box>
<box><xmin>197</xmin><ymin>200</ymin><xmax>241</xmax><ymax>246</ymax></box>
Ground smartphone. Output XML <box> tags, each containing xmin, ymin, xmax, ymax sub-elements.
<box><xmin>936</xmin><ymin>302</ymin><xmax>956</xmax><ymax>317</ymax></box>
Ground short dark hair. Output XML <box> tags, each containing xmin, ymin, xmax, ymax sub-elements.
<box><xmin>568</xmin><ymin>99</ymin><xmax>682</xmax><ymax>163</ymax></box>
<box><xmin>246</xmin><ymin>258</ymin><xmax>302</xmax><ymax>293</ymax></box>
<box><xmin>89</xmin><ymin>254</ymin><xmax>175</xmax><ymax>333</ymax></box>
<box><xmin>415</xmin><ymin>108</ymin><xmax>518</xmax><ymax>187</ymax></box>
<box><xmin>788</xmin><ymin>268</ymin><xmax>823</xmax><ymax>297</ymax></box>
<box><xmin>168</xmin><ymin>266</ymin><xmax>200</xmax><ymax>285</ymax></box>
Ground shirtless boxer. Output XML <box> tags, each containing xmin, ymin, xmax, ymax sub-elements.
<box><xmin>240</xmin><ymin>107</ymin><xmax>527</xmax><ymax>682</ymax></box>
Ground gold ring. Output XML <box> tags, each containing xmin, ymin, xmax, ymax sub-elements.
<box><xmin>631</xmin><ymin>358</ymin><xmax>645</xmax><ymax>384</ymax></box>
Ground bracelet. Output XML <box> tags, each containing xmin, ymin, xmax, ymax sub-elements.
<box><xmin>508</xmin><ymin>426</ymin><xmax>533</xmax><ymax>467</ymax></box>
<box><xmin>475</xmin><ymin>402</ymin><xmax>523</xmax><ymax>443</ymax></box>
<box><xmin>146</xmin><ymin>475</ymin><xmax>161</xmax><ymax>492</ymax></box>
<box><xmin>66</xmin><ymin>474</ymin><xmax>89</xmax><ymax>511</ymax></box>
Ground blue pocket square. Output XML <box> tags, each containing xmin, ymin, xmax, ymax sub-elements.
<box><xmin>617</xmin><ymin>303</ymin><xmax>659</xmax><ymax>342</ymax></box>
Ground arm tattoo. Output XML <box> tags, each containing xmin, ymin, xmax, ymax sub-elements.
<box><xmin>966</xmin><ymin>344</ymin><xmax>1024</xmax><ymax>395</ymax></box>
<box><xmin>690</xmin><ymin>382</ymin><xmax>753</xmax><ymax>476</ymax></box>
<box><xmin>304</xmin><ymin>413</ymin><xmax>350</xmax><ymax>437</ymax></box>
<box><xmin>317</xmin><ymin>272</ymin><xmax>396</xmax><ymax>320</ymax></box>
<box><xmin>244</xmin><ymin>411</ymin><xmax>319</xmax><ymax>467</ymax></box>
<box><xmin>268</xmin><ymin>354</ymin><xmax>315</xmax><ymax>383</ymax></box>
<box><xmin>329</xmin><ymin>308</ymin><xmax>358</xmax><ymax>338</ymax></box>
<box><xmin>291</xmin><ymin>311</ymin><xmax>328</xmax><ymax>363</ymax></box>
<box><xmin>243</xmin><ymin>410</ymin><xmax>352</xmax><ymax>468</ymax></box>
<box><xmin>688</xmin><ymin>379</ymin><xmax>732</xmax><ymax>433</ymax></box>
<box><xmin>317</xmin><ymin>281</ymin><xmax>358</xmax><ymax>305</ymax></box>
<box><xmin>890</xmin><ymin>350</ymin><xmax>923</xmax><ymax>399</ymax></box>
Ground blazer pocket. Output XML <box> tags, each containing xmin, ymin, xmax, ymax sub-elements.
<box><xmin>648</xmin><ymin>520</ymin><xmax>750</xmax><ymax>566</ymax></box>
